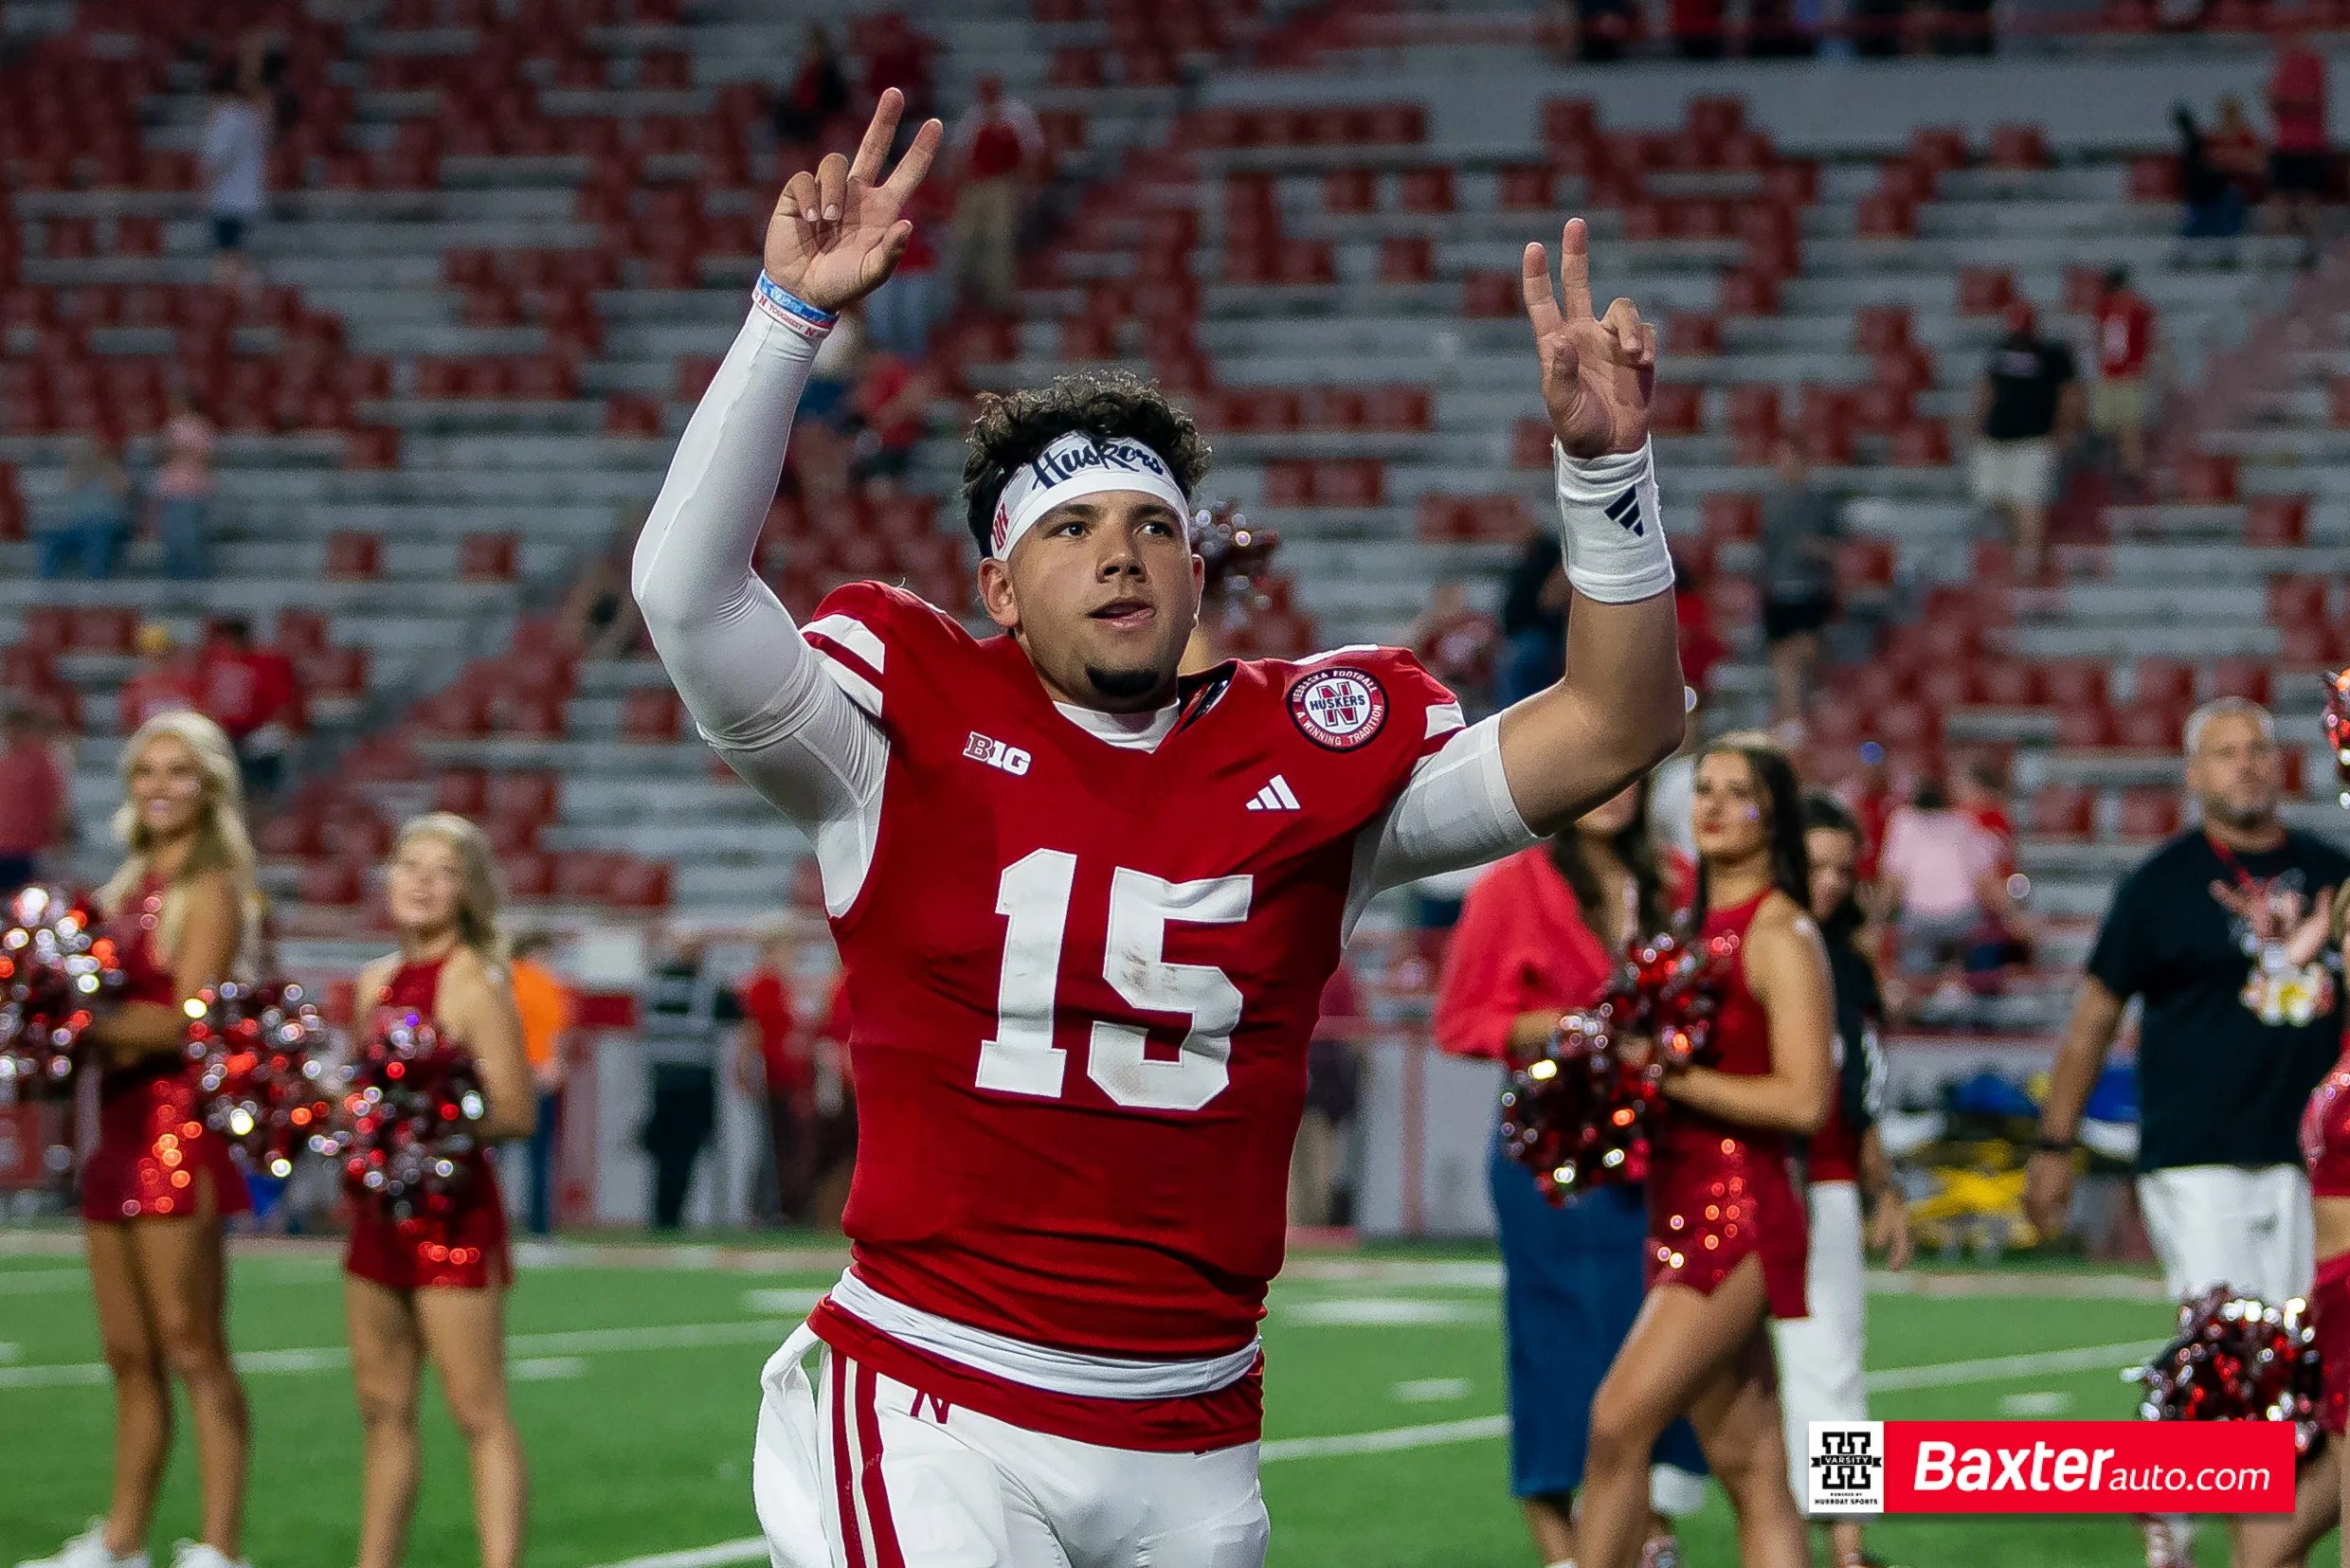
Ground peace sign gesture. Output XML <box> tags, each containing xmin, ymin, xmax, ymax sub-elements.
<box><xmin>765</xmin><ymin>88</ymin><xmax>943</xmax><ymax>315</ymax></box>
<box><xmin>1522</xmin><ymin>217</ymin><xmax>1657</xmax><ymax>460</ymax></box>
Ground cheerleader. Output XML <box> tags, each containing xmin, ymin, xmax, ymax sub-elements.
<box><xmin>19</xmin><ymin>713</ymin><xmax>261</xmax><ymax>1568</ymax></box>
<box><xmin>1572</xmin><ymin>733</ymin><xmax>1835</xmax><ymax>1568</ymax></box>
<box><xmin>344</xmin><ymin>814</ymin><xmax>533</xmax><ymax>1568</ymax></box>
<box><xmin>1433</xmin><ymin>778</ymin><xmax>1708</xmax><ymax>1568</ymax></box>
<box><xmin>1773</xmin><ymin>793</ymin><xmax>1910</xmax><ymax>1568</ymax></box>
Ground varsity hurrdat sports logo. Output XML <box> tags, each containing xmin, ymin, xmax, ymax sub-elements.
<box><xmin>1808</xmin><ymin>1422</ymin><xmax>1887</xmax><ymax>1512</ymax></box>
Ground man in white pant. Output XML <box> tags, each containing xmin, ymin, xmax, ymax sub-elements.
<box><xmin>2028</xmin><ymin>698</ymin><xmax>2350</xmax><ymax>1568</ymax></box>
<box><xmin>1774</xmin><ymin>793</ymin><xmax>1909</xmax><ymax>1568</ymax></box>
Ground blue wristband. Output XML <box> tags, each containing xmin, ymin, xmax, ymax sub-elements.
<box><xmin>754</xmin><ymin>273</ymin><xmax>838</xmax><ymax>332</ymax></box>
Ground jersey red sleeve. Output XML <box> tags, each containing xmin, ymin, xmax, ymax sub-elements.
<box><xmin>799</xmin><ymin>580</ymin><xmax>969</xmax><ymax>732</ymax></box>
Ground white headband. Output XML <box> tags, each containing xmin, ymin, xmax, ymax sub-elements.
<box><xmin>988</xmin><ymin>432</ymin><xmax>1191</xmax><ymax>559</ymax></box>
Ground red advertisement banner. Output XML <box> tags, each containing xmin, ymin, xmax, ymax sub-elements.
<box><xmin>1806</xmin><ymin>1421</ymin><xmax>2299</xmax><ymax>1514</ymax></box>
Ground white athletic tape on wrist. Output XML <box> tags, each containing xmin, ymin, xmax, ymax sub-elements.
<box><xmin>989</xmin><ymin>431</ymin><xmax>1191</xmax><ymax>559</ymax></box>
<box><xmin>1553</xmin><ymin>437</ymin><xmax>1674</xmax><ymax>604</ymax></box>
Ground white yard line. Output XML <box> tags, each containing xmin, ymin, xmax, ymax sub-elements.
<box><xmin>577</xmin><ymin>1336</ymin><xmax>2170</xmax><ymax>1568</ymax></box>
<box><xmin>0</xmin><ymin>1318</ymin><xmax>790</xmax><ymax>1390</ymax></box>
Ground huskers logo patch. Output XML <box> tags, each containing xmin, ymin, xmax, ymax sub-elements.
<box><xmin>1287</xmin><ymin>667</ymin><xmax>1388</xmax><ymax>750</ymax></box>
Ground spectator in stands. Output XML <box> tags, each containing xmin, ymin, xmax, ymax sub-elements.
<box><xmin>154</xmin><ymin>388</ymin><xmax>217</xmax><ymax>581</ymax></box>
<box><xmin>1292</xmin><ymin>964</ymin><xmax>1364</xmax><ymax>1227</ymax></box>
<box><xmin>863</xmin><ymin>183</ymin><xmax>944</xmax><ymax>360</ymax></box>
<box><xmin>1672</xmin><ymin>555</ymin><xmax>1726</xmax><ymax>712</ymax></box>
<box><xmin>770</xmin><ymin>23</ymin><xmax>848</xmax><ymax>146</ymax></box>
<box><xmin>1876</xmin><ymin>775</ymin><xmax>2006</xmax><ymax>1020</ymax></box>
<box><xmin>1670</xmin><ymin>0</ymin><xmax>1726</xmax><ymax>57</ymax></box>
<box><xmin>809</xmin><ymin>971</ymin><xmax>858</xmax><ymax>1233</ymax></box>
<box><xmin>2028</xmin><ymin>697</ymin><xmax>2349</xmax><ymax>1568</ymax></box>
<box><xmin>637</xmin><ymin>932</ymin><xmax>743</xmax><ymax>1231</ymax></box>
<box><xmin>736</xmin><ymin>930</ymin><xmax>815</xmax><ymax>1228</ymax></box>
<box><xmin>1498</xmin><ymin>533</ymin><xmax>1568</xmax><ymax>706</ymax></box>
<box><xmin>788</xmin><ymin>308</ymin><xmax>866</xmax><ymax>511</ymax></box>
<box><xmin>194</xmin><ymin>617</ymin><xmax>300</xmax><ymax>798</ymax></box>
<box><xmin>1758</xmin><ymin>436</ymin><xmax>1842</xmax><ymax>729</ymax></box>
<box><xmin>119</xmin><ymin>622</ymin><xmax>201</xmax><ymax>734</ymax></box>
<box><xmin>947</xmin><ymin>74</ymin><xmax>1046</xmax><ymax>316</ymax></box>
<box><xmin>1952</xmin><ymin>756</ymin><xmax>2033</xmax><ymax>969</ymax></box>
<box><xmin>846</xmin><ymin>350</ymin><xmax>931</xmax><ymax>491</ymax></box>
<box><xmin>2269</xmin><ymin>29</ymin><xmax>2330</xmax><ymax>267</ymax></box>
<box><xmin>1411</xmin><ymin>581</ymin><xmax>1501</xmax><ymax>714</ymax></box>
<box><xmin>559</xmin><ymin>511</ymin><xmax>649</xmax><ymax>662</ymax></box>
<box><xmin>507</xmin><ymin>930</ymin><xmax>574</xmax><ymax>1236</ymax></box>
<box><xmin>2175</xmin><ymin>104</ymin><xmax>2243</xmax><ymax>239</ymax></box>
<box><xmin>40</xmin><ymin>436</ymin><xmax>134</xmax><ymax>582</ymax></box>
<box><xmin>2091</xmin><ymin>267</ymin><xmax>2158</xmax><ymax>490</ymax></box>
<box><xmin>0</xmin><ymin>701</ymin><xmax>68</xmax><ymax>891</ymax></box>
<box><xmin>2213</xmin><ymin>95</ymin><xmax>2269</xmax><ymax>198</ymax></box>
<box><xmin>201</xmin><ymin>55</ymin><xmax>270</xmax><ymax>292</ymax></box>
<box><xmin>1567</xmin><ymin>0</ymin><xmax>1636</xmax><ymax>61</ymax></box>
<box><xmin>1968</xmin><ymin>299</ymin><xmax>2079</xmax><ymax>582</ymax></box>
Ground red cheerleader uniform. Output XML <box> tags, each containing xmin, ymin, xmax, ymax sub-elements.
<box><xmin>342</xmin><ymin>955</ymin><xmax>511</xmax><ymax>1291</ymax></box>
<box><xmin>2298</xmin><ymin>1054</ymin><xmax>2350</xmax><ymax>1435</ymax></box>
<box><xmin>81</xmin><ymin>876</ymin><xmax>251</xmax><ymax>1223</ymax></box>
<box><xmin>1644</xmin><ymin>891</ymin><xmax>1810</xmax><ymax>1320</ymax></box>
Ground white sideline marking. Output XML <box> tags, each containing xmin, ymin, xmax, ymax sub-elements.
<box><xmin>741</xmin><ymin>1289</ymin><xmax>827</xmax><ymax>1315</ymax></box>
<box><xmin>0</xmin><ymin>1318</ymin><xmax>790</xmax><ymax>1389</ymax></box>
<box><xmin>512</xmin><ymin>1356</ymin><xmax>587</xmax><ymax>1381</ymax></box>
<box><xmin>1391</xmin><ymin>1377</ymin><xmax>1472</xmax><ymax>1403</ymax></box>
<box><xmin>1285</xmin><ymin>1298</ymin><xmax>1486</xmax><ymax>1326</ymax></box>
<box><xmin>1998</xmin><ymin>1391</ymin><xmax>2075</xmax><ymax>1415</ymax></box>
<box><xmin>578</xmin><ymin>1337</ymin><xmax>2172</xmax><ymax>1568</ymax></box>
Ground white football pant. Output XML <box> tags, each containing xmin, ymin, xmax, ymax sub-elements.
<box><xmin>755</xmin><ymin>1323</ymin><xmax>1271</xmax><ymax>1568</ymax></box>
<box><xmin>1770</xmin><ymin>1180</ymin><xmax>1869</xmax><ymax>1515</ymax></box>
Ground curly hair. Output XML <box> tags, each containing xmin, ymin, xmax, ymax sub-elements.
<box><xmin>960</xmin><ymin>369</ymin><xmax>1213</xmax><ymax>559</ymax></box>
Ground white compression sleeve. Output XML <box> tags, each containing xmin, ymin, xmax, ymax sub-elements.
<box><xmin>631</xmin><ymin>305</ymin><xmax>886</xmax><ymax>828</ymax></box>
<box><xmin>1554</xmin><ymin>438</ymin><xmax>1674</xmax><ymax>603</ymax></box>
<box><xmin>1346</xmin><ymin>715</ymin><xmax>1540</xmax><ymax>933</ymax></box>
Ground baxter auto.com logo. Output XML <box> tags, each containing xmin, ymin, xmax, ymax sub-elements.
<box><xmin>1809</xmin><ymin>1422</ymin><xmax>1887</xmax><ymax>1513</ymax></box>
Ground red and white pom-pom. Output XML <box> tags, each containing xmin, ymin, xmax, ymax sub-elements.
<box><xmin>184</xmin><ymin>980</ymin><xmax>338</xmax><ymax>1179</ymax></box>
<box><xmin>1498</xmin><ymin>928</ymin><xmax>1740</xmax><ymax>1201</ymax></box>
<box><xmin>0</xmin><ymin>886</ymin><xmax>124</xmax><ymax>1093</ymax></box>
<box><xmin>334</xmin><ymin>1012</ymin><xmax>486</xmax><ymax>1222</ymax></box>
<box><xmin>2126</xmin><ymin>1287</ymin><xmax>2324</xmax><ymax>1456</ymax></box>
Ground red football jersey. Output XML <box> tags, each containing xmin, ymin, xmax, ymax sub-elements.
<box><xmin>802</xmin><ymin>582</ymin><xmax>1460</xmax><ymax>1359</ymax></box>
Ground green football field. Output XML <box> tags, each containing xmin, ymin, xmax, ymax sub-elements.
<box><xmin>0</xmin><ymin>1234</ymin><xmax>2325</xmax><ymax>1568</ymax></box>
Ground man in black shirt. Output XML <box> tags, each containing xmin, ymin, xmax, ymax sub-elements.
<box><xmin>639</xmin><ymin>932</ymin><xmax>747</xmax><ymax>1230</ymax></box>
<box><xmin>1968</xmin><ymin>299</ymin><xmax>2081</xmax><ymax>581</ymax></box>
<box><xmin>2028</xmin><ymin>697</ymin><xmax>2349</xmax><ymax>1568</ymax></box>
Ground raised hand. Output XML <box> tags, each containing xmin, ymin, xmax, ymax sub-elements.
<box><xmin>1522</xmin><ymin>216</ymin><xmax>1656</xmax><ymax>460</ymax></box>
<box><xmin>765</xmin><ymin>88</ymin><xmax>943</xmax><ymax>315</ymax></box>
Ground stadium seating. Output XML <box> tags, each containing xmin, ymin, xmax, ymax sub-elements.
<box><xmin>6</xmin><ymin>0</ymin><xmax>2345</xmax><ymax>1013</ymax></box>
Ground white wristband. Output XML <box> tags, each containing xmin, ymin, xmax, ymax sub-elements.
<box><xmin>1552</xmin><ymin>437</ymin><xmax>1673</xmax><ymax>604</ymax></box>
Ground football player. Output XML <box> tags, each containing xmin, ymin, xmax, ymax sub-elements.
<box><xmin>634</xmin><ymin>89</ymin><xmax>1688</xmax><ymax>1568</ymax></box>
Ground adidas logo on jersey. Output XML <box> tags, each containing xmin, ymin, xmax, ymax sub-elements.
<box><xmin>1246</xmin><ymin>775</ymin><xmax>1302</xmax><ymax>812</ymax></box>
<box><xmin>964</xmin><ymin>731</ymin><xmax>1032</xmax><ymax>777</ymax></box>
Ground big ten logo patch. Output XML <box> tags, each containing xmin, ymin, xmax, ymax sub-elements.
<box><xmin>1286</xmin><ymin>667</ymin><xmax>1388</xmax><ymax>751</ymax></box>
<box><xmin>1808</xmin><ymin>1422</ymin><xmax>1886</xmax><ymax>1513</ymax></box>
<box><xmin>965</xmin><ymin>731</ymin><xmax>1033</xmax><ymax>777</ymax></box>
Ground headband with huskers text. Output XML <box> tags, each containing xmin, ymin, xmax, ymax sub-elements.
<box><xmin>988</xmin><ymin>432</ymin><xmax>1192</xmax><ymax>559</ymax></box>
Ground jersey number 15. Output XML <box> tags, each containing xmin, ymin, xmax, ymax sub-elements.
<box><xmin>975</xmin><ymin>849</ymin><xmax>1252</xmax><ymax>1114</ymax></box>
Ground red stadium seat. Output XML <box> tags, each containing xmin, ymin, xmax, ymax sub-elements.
<box><xmin>1650</xmin><ymin>385</ymin><xmax>1703</xmax><ymax>437</ymax></box>
<box><xmin>414</xmin><ymin>688</ymin><xmax>488</xmax><ymax>737</ymax></box>
<box><xmin>506</xmin><ymin>852</ymin><xmax>558</xmax><ymax>901</ymax></box>
<box><xmin>2128</xmin><ymin>155</ymin><xmax>2182</xmax><ymax>203</ymax></box>
<box><xmin>486</xmin><ymin>770</ymin><xmax>560</xmax><ymax>823</ymax></box>
<box><xmin>1853</xmin><ymin>306</ymin><xmax>1911</xmax><ymax>353</ymax></box>
<box><xmin>72</xmin><ymin>606</ymin><xmax>137</xmax><ymax>655</ymax></box>
<box><xmin>1986</xmin><ymin>123</ymin><xmax>2051</xmax><ymax>170</ymax></box>
<box><xmin>1462</xmin><ymin>272</ymin><xmax>1519</xmax><ymax>318</ymax></box>
<box><xmin>622</xmin><ymin>689</ymin><xmax>683</xmax><ymax>743</ymax></box>
<box><xmin>2247</xmin><ymin>496</ymin><xmax>2309</xmax><ymax>546</ymax></box>
<box><xmin>1700</xmin><ymin>494</ymin><xmax>1762</xmax><ymax>542</ymax></box>
<box><xmin>1324</xmin><ymin>168</ymin><xmax>1377</xmax><ymax>213</ymax></box>
<box><xmin>1974</xmin><ymin>662</ymin><xmax>2036</xmax><ymax>707</ymax></box>
<box><xmin>606</xmin><ymin>859</ymin><xmax>673</xmax><ymax>909</ymax></box>
<box><xmin>1362</xmin><ymin>387</ymin><xmax>1432</xmax><ymax>431</ymax></box>
<box><xmin>1719</xmin><ymin>271</ymin><xmax>1778</xmax><ymax>316</ymax></box>
<box><xmin>1887</xmin><ymin>421</ymin><xmax>1950</xmax><ymax>466</ymax></box>
<box><xmin>433</xmin><ymin>769</ymin><xmax>490</xmax><ymax>816</ymax></box>
<box><xmin>1834</xmin><ymin>538</ymin><xmax>1895</xmax><ymax>591</ymax></box>
<box><xmin>2030</xmin><ymin>784</ymin><xmax>2095</xmax><ymax>839</ymax></box>
<box><xmin>2039</xmin><ymin>660</ymin><xmax>2109</xmax><ymax>711</ymax></box>
<box><xmin>2114</xmin><ymin>703</ymin><xmax>2184</xmax><ymax>751</ymax></box>
<box><xmin>2177</xmin><ymin>454</ymin><xmax>2238</xmax><ymax>504</ymax></box>
<box><xmin>325</xmin><ymin>532</ymin><xmax>382</xmax><ymax>579</ymax></box>
<box><xmin>298</xmin><ymin>860</ymin><xmax>365</xmax><ymax>909</ymax></box>
<box><xmin>255</xmin><ymin>816</ymin><xmax>323</xmax><ymax>858</ymax></box>
<box><xmin>2269</xmin><ymin>577</ymin><xmax>2331</xmax><ymax>629</ymax></box>
<box><xmin>2054</xmin><ymin>706</ymin><xmax>2115</xmax><ymax>748</ymax></box>
<box><xmin>1498</xmin><ymin>164</ymin><xmax>1555</xmax><ymax>210</ymax></box>
<box><xmin>1671</xmin><ymin>314</ymin><xmax>1723</xmax><ymax>356</ymax></box>
<box><xmin>1378</xmin><ymin>237</ymin><xmax>1434</xmax><ymax>284</ymax></box>
<box><xmin>322</xmin><ymin>815</ymin><xmax>393</xmax><ymax>861</ymax></box>
<box><xmin>2118</xmin><ymin>789</ymin><xmax>2181</xmax><ymax>839</ymax></box>
<box><xmin>1957</xmin><ymin>267</ymin><xmax>2016</xmax><ymax>315</ymax></box>
<box><xmin>1398</xmin><ymin>169</ymin><xmax>1454</xmax><ymax>213</ymax></box>
<box><xmin>2209</xmin><ymin>659</ymin><xmax>2272</xmax><ymax>705</ymax></box>
<box><xmin>2134</xmin><ymin>658</ymin><xmax>2196</xmax><ymax>710</ymax></box>
<box><xmin>1853</xmin><ymin>193</ymin><xmax>1916</xmax><ymax>241</ymax></box>
<box><xmin>460</xmin><ymin>532</ymin><xmax>517</xmax><ymax>581</ymax></box>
